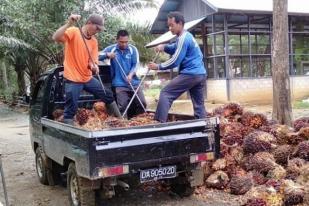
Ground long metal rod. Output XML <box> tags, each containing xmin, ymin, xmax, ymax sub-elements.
<box><xmin>0</xmin><ymin>154</ymin><xmax>9</xmax><ymax>206</ymax></box>
<box><xmin>122</xmin><ymin>52</ymin><xmax>160</xmax><ymax>118</ymax></box>
<box><xmin>114</xmin><ymin>57</ymin><xmax>147</xmax><ymax>113</ymax></box>
<box><xmin>76</xmin><ymin>22</ymin><xmax>106</xmax><ymax>94</ymax></box>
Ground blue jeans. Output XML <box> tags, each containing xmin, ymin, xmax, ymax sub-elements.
<box><xmin>155</xmin><ymin>74</ymin><xmax>207</xmax><ymax>123</ymax></box>
<box><xmin>64</xmin><ymin>78</ymin><xmax>114</xmax><ymax>119</ymax></box>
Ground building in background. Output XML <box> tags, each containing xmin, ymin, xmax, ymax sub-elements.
<box><xmin>148</xmin><ymin>0</ymin><xmax>309</xmax><ymax>103</ymax></box>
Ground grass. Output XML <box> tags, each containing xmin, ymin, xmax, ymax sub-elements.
<box><xmin>293</xmin><ymin>100</ymin><xmax>309</xmax><ymax>109</ymax></box>
<box><xmin>144</xmin><ymin>88</ymin><xmax>161</xmax><ymax>99</ymax></box>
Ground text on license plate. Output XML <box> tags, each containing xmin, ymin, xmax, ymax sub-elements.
<box><xmin>140</xmin><ymin>165</ymin><xmax>176</xmax><ymax>183</ymax></box>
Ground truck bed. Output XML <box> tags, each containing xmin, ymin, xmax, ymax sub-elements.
<box><xmin>41</xmin><ymin>116</ymin><xmax>220</xmax><ymax>179</ymax></box>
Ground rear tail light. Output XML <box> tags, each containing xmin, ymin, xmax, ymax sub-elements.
<box><xmin>190</xmin><ymin>152</ymin><xmax>214</xmax><ymax>163</ymax></box>
<box><xmin>99</xmin><ymin>165</ymin><xmax>129</xmax><ymax>177</ymax></box>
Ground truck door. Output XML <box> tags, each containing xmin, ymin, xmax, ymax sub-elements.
<box><xmin>30</xmin><ymin>79</ymin><xmax>46</xmax><ymax>144</ymax></box>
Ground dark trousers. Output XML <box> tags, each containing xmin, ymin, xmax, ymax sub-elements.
<box><xmin>115</xmin><ymin>87</ymin><xmax>147</xmax><ymax>118</ymax></box>
<box><xmin>155</xmin><ymin>74</ymin><xmax>207</xmax><ymax>123</ymax></box>
<box><xmin>64</xmin><ymin>77</ymin><xmax>114</xmax><ymax>119</ymax></box>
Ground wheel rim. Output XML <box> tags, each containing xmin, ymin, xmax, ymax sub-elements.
<box><xmin>70</xmin><ymin>174</ymin><xmax>79</xmax><ymax>206</ymax></box>
<box><xmin>36</xmin><ymin>154</ymin><xmax>43</xmax><ymax>178</ymax></box>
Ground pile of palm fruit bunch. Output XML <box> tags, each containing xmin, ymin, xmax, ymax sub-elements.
<box><xmin>52</xmin><ymin>102</ymin><xmax>158</xmax><ymax>130</ymax></box>
<box><xmin>203</xmin><ymin>103</ymin><xmax>308</xmax><ymax>206</ymax></box>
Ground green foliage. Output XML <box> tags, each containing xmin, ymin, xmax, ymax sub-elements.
<box><xmin>0</xmin><ymin>0</ymin><xmax>158</xmax><ymax>97</ymax></box>
<box><xmin>144</xmin><ymin>87</ymin><xmax>160</xmax><ymax>99</ymax></box>
<box><xmin>293</xmin><ymin>100</ymin><xmax>309</xmax><ymax>109</ymax></box>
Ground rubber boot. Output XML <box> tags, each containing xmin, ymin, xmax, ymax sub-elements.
<box><xmin>106</xmin><ymin>101</ymin><xmax>122</xmax><ymax>118</ymax></box>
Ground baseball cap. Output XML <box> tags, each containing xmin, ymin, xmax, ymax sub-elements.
<box><xmin>87</xmin><ymin>14</ymin><xmax>104</xmax><ymax>31</ymax></box>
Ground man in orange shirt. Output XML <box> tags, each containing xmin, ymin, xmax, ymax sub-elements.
<box><xmin>53</xmin><ymin>14</ymin><xmax>121</xmax><ymax>124</ymax></box>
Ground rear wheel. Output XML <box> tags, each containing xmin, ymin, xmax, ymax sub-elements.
<box><xmin>170</xmin><ymin>174</ymin><xmax>194</xmax><ymax>197</ymax></box>
<box><xmin>67</xmin><ymin>163</ymin><xmax>96</xmax><ymax>206</ymax></box>
<box><xmin>35</xmin><ymin>147</ymin><xmax>60</xmax><ymax>186</ymax></box>
<box><xmin>35</xmin><ymin>147</ymin><xmax>48</xmax><ymax>185</ymax></box>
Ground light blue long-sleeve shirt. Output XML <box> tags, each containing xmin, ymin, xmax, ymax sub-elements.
<box><xmin>159</xmin><ymin>31</ymin><xmax>206</xmax><ymax>75</ymax></box>
<box><xmin>99</xmin><ymin>44</ymin><xmax>140</xmax><ymax>87</ymax></box>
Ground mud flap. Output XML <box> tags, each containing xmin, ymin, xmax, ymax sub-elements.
<box><xmin>190</xmin><ymin>165</ymin><xmax>204</xmax><ymax>187</ymax></box>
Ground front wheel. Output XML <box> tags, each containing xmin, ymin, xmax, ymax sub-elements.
<box><xmin>67</xmin><ymin>163</ymin><xmax>96</xmax><ymax>206</ymax></box>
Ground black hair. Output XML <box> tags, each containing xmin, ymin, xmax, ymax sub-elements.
<box><xmin>117</xmin><ymin>30</ymin><xmax>129</xmax><ymax>39</ymax></box>
<box><xmin>167</xmin><ymin>11</ymin><xmax>185</xmax><ymax>25</ymax></box>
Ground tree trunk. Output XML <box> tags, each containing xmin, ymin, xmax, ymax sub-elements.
<box><xmin>271</xmin><ymin>0</ymin><xmax>292</xmax><ymax>126</ymax></box>
<box><xmin>1</xmin><ymin>60</ymin><xmax>9</xmax><ymax>90</ymax></box>
<box><xmin>16</xmin><ymin>68</ymin><xmax>26</xmax><ymax>96</ymax></box>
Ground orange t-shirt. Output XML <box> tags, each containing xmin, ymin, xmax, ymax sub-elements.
<box><xmin>63</xmin><ymin>27</ymin><xmax>98</xmax><ymax>83</ymax></box>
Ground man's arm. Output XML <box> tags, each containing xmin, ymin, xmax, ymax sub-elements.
<box><xmin>52</xmin><ymin>14</ymin><xmax>80</xmax><ymax>43</ymax></box>
<box><xmin>127</xmin><ymin>46</ymin><xmax>139</xmax><ymax>82</ymax></box>
<box><xmin>98</xmin><ymin>46</ymin><xmax>115</xmax><ymax>61</ymax></box>
<box><xmin>158</xmin><ymin>35</ymin><xmax>188</xmax><ymax>70</ymax></box>
<box><xmin>164</xmin><ymin>43</ymin><xmax>177</xmax><ymax>55</ymax></box>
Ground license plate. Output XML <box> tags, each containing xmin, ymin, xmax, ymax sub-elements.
<box><xmin>140</xmin><ymin>165</ymin><xmax>176</xmax><ymax>183</ymax></box>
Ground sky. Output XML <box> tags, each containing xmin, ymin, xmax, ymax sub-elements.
<box><xmin>128</xmin><ymin>0</ymin><xmax>164</xmax><ymax>26</ymax></box>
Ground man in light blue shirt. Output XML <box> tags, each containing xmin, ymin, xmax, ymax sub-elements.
<box><xmin>148</xmin><ymin>12</ymin><xmax>207</xmax><ymax>122</ymax></box>
<box><xmin>99</xmin><ymin>30</ymin><xmax>147</xmax><ymax>118</ymax></box>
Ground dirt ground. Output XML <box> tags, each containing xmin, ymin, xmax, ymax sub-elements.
<box><xmin>0</xmin><ymin>101</ymin><xmax>308</xmax><ymax>206</ymax></box>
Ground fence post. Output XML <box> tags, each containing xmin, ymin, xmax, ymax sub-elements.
<box><xmin>0</xmin><ymin>154</ymin><xmax>9</xmax><ymax>206</ymax></box>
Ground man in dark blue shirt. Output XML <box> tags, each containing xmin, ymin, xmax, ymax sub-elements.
<box><xmin>148</xmin><ymin>12</ymin><xmax>207</xmax><ymax>123</ymax></box>
<box><xmin>99</xmin><ymin>30</ymin><xmax>147</xmax><ymax>118</ymax></box>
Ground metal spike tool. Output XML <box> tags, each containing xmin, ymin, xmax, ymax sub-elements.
<box><xmin>121</xmin><ymin>52</ymin><xmax>160</xmax><ymax>118</ymax></box>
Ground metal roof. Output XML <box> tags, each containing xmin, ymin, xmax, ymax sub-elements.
<box><xmin>207</xmin><ymin>0</ymin><xmax>309</xmax><ymax>14</ymax></box>
<box><xmin>151</xmin><ymin>0</ymin><xmax>309</xmax><ymax>34</ymax></box>
<box><xmin>146</xmin><ymin>16</ymin><xmax>207</xmax><ymax>48</ymax></box>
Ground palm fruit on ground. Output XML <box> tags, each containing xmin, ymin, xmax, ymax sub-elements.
<box><xmin>282</xmin><ymin>180</ymin><xmax>304</xmax><ymax>206</ymax></box>
<box><xmin>286</xmin><ymin>158</ymin><xmax>306</xmax><ymax>180</ymax></box>
<box><xmin>212</xmin><ymin>158</ymin><xmax>227</xmax><ymax>171</ymax></box>
<box><xmin>229</xmin><ymin>174</ymin><xmax>253</xmax><ymax>195</ymax></box>
<box><xmin>213</xmin><ymin>102</ymin><xmax>243</xmax><ymax>118</ymax></box>
<box><xmin>269</xmin><ymin>124</ymin><xmax>295</xmax><ymax>145</ymax></box>
<box><xmin>241</xmin><ymin>112</ymin><xmax>268</xmax><ymax>129</ymax></box>
<box><xmin>249</xmin><ymin>152</ymin><xmax>278</xmax><ymax>174</ymax></box>
<box><xmin>205</xmin><ymin>170</ymin><xmax>229</xmax><ymax>189</ymax></box>
<box><xmin>272</xmin><ymin>144</ymin><xmax>294</xmax><ymax>165</ymax></box>
<box><xmin>267</xmin><ymin>165</ymin><xmax>286</xmax><ymax>180</ymax></box>
<box><xmin>293</xmin><ymin>140</ymin><xmax>309</xmax><ymax>161</ymax></box>
<box><xmin>293</xmin><ymin>117</ymin><xmax>309</xmax><ymax>131</ymax></box>
<box><xmin>243</xmin><ymin>131</ymin><xmax>276</xmax><ymax>154</ymax></box>
<box><xmin>248</xmin><ymin>170</ymin><xmax>268</xmax><ymax>185</ymax></box>
<box><xmin>296</xmin><ymin>164</ymin><xmax>309</xmax><ymax>187</ymax></box>
<box><xmin>230</xmin><ymin>146</ymin><xmax>244</xmax><ymax>164</ymax></box>
<box><xmin>244</xmin><ymin>198</ymin><xmax>267</xmax><ymax>206</ymax></box>
<box><xmin>265</xmin><ymin>179</ymin><xmax>282</xmax><ymax>192</ymax></box>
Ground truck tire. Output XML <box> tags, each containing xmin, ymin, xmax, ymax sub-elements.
<box><xmin>170</xmin><ymin>175</ymin><xmax>194</xmax><ymax>197</ymax></box>
<box><xmin>35</xmin><ymin>147</ymin><xmax>60</xmax><ymax>186</ymax></box>
<box><xmin>67</xmin><ymin>163</ymin><xmax>96</xmax><ymax>206</ymax></box>
<box><xmin>35</xmin><ymin>147</ymin><xmax>49</xmax><ymax>185</ymax></box>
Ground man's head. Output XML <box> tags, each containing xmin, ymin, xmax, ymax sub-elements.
<box><xmin>116</xmin><ymin>30</ymin><xmax>129</xmax><ymax>50</ymax></box>
<box><xmin>167</xmin><ymin>11</ymin><xmax>185</xmax><ymax>35</ymax></box>
<box><xmin>86</xmin><ymin>14</ymin><xmax>104</xmax><ymax>36</ymax></box>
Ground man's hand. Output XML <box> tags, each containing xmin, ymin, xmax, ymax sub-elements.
<box><xmin>68</xmin><ymin>14</ymin><xmax>81</xmax><ymax>26</ymax></box>
<box><xmin>107</xmin><ymin>52</ymin><xmax>116</xmax><ymax>59</ymax></box>
<box><xmin>155</xmin><ymin>44</ymin><xmax>165</xmax><ymax>53</ymax></box>
<box><xmin>127</xmin><ymin>73</ymin><xmax>134</xmax><ymax>83</ymax></box>
<box><xmin>89</xmin><ymin>63</ymin><xmax>99</xmax><ymax>75</ymax></box>
<box><xmin>147</xmin><ymin>62</ymin><xmax>159</xmax><ymax>70</ymax></box>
